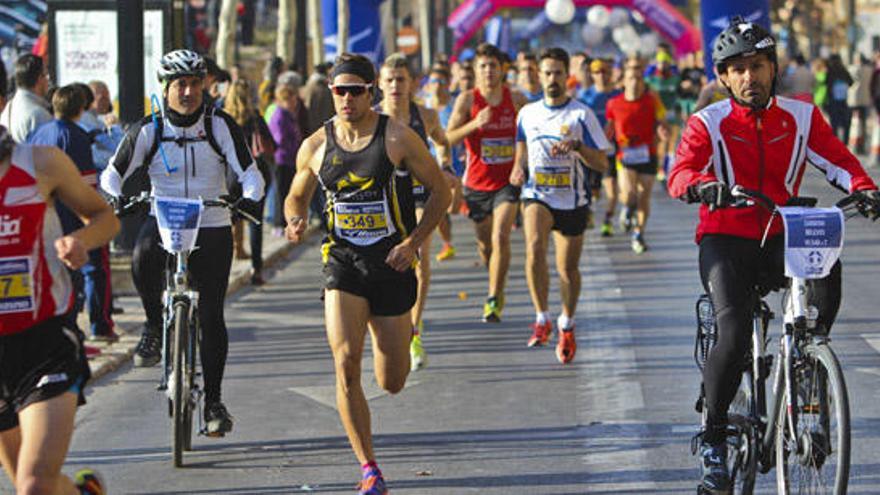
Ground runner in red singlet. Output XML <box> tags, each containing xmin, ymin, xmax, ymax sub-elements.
<box><xmin>0</xmin><ymin>124</ymin><xmax>119</xmax><ymax>494</ymax></box>
<box><xmin>447</xmin><ymin>42</ymin><xmax>527</xmax><ymax>322</ymax></box>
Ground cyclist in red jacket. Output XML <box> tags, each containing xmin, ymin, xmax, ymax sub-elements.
<box><xmin>668</xmin><ymin>17</ymin><xmax>879</xmax><ymax>493</ymax></box>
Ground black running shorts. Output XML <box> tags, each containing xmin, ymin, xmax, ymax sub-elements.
<box><xmin>323</xmin><ymin>245</ymin><xmax>417</xmax><ymax>316</ymax></box>
<box><xmin>0</xmin><ymin>318</ymin><xmax>90</xmax><ymax>431</ymax></box>
<box><xmin>620</xmin><ymin>156</ymin><xmax>658</xmax><ymax>176</ymax></box>
<box><xmin>523</xmin><ymin>199</ymin><xmax>589</xmax><ymax>237</ymax></box>
<box><xmin>463</xmin><ymin>184</ymin><xmax>521</xmax><ymax>223</ymax></box>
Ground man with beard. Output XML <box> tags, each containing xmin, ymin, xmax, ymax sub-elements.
<box><xmin>669</xmin><ymin>18</ymin><xmax>879</xmax><ymax>492</ymax></box>
<box><xmin>447</xmin><ymin>42</ymin><xmax>528</xmax><ymax>323</ymax></box>
<box><xmin>284</xmin><ymin>53</ymin><xmax>450</xmax><ymax>494</ymax></box>
<box><xmin>509</xmin><ymin>47</ymin><xmax>611</xmax><ymax>364</ymax></box>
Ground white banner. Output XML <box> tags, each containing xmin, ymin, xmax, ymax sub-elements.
<box><xmin>55</xmin><ymin>10</ymin><xmax>119</xmax><ymax>101</ymax></box>
<box><xmin>54</xmin><ymin>9</ymin><xmax>165</xmax><ymax>110</ymax></box>
<box><xmin>780</xmin><ymin>206</ymin><xmax>845</xmax><ymax>280</ymax></box>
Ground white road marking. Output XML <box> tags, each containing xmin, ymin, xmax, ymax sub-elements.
<box><xmin>578</xmin><ymin>240</ymin><xmax>659</xmax><ymax>491</ymax></box>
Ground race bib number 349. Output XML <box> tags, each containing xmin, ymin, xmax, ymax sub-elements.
<box><xmin>0</xmin><ymin>256</ymin><xmax>34</xmax><ymax>314</ymax></box>
<box><xmin>481</xmin><ymin>138</ymin><xmax>514</xmax><ymax>165</ymax></box>
<box><xmin>335</xmin><ymin>202</ymin><xmax>390</xmax><ymax>240</ymax></box>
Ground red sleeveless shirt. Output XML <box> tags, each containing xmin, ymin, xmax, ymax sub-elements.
<box><xmin>0</xmin><ymin>145</ymin><xmax>72</xmax><ymax>336</ymax></box>
<box><xmin>463</xmin><ymin>86</ymin><xmax>518</xmax><ymax>191</ymax></box>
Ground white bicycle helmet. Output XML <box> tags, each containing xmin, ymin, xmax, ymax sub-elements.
<box><xmin>157</xmin><ymin>49</ymin><xmax>206</xmax><ymax>83</ymax></box>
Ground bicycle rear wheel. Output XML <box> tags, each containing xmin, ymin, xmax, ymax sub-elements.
<box><xmin>775</xmin><ymin>342</ymin><xmax>850</xmax><ymax>494</ymax></box>
<box><xmin>171</xmin><ymin>301</ymin><xmax>191</xmax><ymax>468</ymax></box>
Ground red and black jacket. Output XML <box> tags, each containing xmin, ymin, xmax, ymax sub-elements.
<box><xmin>669</xmin><ymin>96</ymin><xmax>877</xmax><ymax>243</ymax></box>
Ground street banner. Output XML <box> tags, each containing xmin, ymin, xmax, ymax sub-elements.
<box><xmin>700</xmin><ymin>0</ymin><xmax>770</xmax><ymax>78</ymax></box>
<box><xmin>321</xmin><ymin>0</ymin><xmax>385</xmax><ymax>64</ymax></box>
<box><xmin>448</xmin><ymin>0</ymin><xmax>701</xmax><ymax>59</ymax></box>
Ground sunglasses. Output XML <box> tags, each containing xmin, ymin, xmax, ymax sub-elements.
<box><xmin>428</xmin><ymin>78</ymin><xmax>448</xmax><ymax>85</ymax></box>
<box><xmin>329</xmin><ymin>84</ymin><xmax>372</xmax><ymax>97</ymax></box>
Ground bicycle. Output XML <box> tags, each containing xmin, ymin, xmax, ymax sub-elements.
<box><xmin>117</xmin><ymin>192</ymin><xmax>259</xmax><ymax>467</ymax></box>
<box><xmin>693</xmin><ymin>185</ymin><xmax>878</xmax><ymax>494</ymax></box>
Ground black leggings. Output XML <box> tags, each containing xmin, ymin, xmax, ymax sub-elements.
<box><xmin>132</xmin><ymin>217</ymin><xmax>233</xmax><ymax>403</ymax></box>
<box><xmin>698</xmin><ymin>234</ymin><xmax>841</xmax><ymax>444</ymax></box>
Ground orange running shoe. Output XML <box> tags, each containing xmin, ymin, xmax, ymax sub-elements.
<box><xmin>527</xmin><ymin>321</ymin><xmax>553</xmax><ymax>347</ymax></box>
<box><xmin>555</xmin><ymin>329</ymin><xmax>577</xmax><ymax>364</ymax></box>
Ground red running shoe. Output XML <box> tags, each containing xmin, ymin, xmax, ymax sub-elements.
<box><xmin>527</xmin><ymin>321</ymin><xmax>553</xmax><ymax>347</ymax></box>
<box><xmin>556</xmin><ymin>329</ymin><xmax>577</xmax><ymax>364</ymax></box>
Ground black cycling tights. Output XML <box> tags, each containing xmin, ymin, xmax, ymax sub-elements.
<box><xmin>698</xmin><ymin>234</ymin><xmax>841</xmax><ymax>445</ymax></box>
<box><xmin>132</xmin><ymin>218</ymin><xmax>233</xmax><ymax>404</ymax></box>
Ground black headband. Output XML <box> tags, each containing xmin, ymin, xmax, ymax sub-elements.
<box><xmin>330</xmin><ymin>59</ymin><xmax>375</xmax><ymax>85</ymax></box>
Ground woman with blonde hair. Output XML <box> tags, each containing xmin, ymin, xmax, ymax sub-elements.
<box><xmin>224</xmin><ymin>78</ymin><xmax>276</xmax><ymax>284</ymax></box>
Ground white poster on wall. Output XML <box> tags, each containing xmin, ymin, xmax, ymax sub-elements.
<box><xmin>143</xmin><ymin>10</ymin><xmax>165</xmax><ymax>106</ymax></box>
<box><xmin>54</xmin><ymin>9</ymin><xmax>165</xmax><ymax>112</ymax></box>
<box><xmin>55</xmin><ymin>10</ymin><xmax>119</xmax><ymax>100</ymax></box>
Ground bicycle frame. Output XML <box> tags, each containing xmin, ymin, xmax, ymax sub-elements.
<box><xmin>159</xmin><ymin>248</ymin><xmax>200</xmax><ymax>398</ymax></box>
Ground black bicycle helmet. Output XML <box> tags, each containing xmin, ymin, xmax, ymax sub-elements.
<box><xmin>712</xmin><ymin>16</ymin><xmax>777</xmax><ymax>70</ymax></box>
<box><xmin>157</xmin><ymin>49</ymin><xmax>206</xmax><ymax>83</ymax></box>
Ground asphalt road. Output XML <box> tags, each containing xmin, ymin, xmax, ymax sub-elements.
<box><xmin>3</xmin><ymin>167</ymin><xmax>880</xmax><ymax>494</ymax></box>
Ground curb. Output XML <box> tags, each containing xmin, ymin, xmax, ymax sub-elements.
<box><xmin>86</xmin><ymin>226</ymin><xmax>319</xmax><ymax>382</ymax></box>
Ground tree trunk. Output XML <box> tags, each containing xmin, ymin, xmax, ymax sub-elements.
<box><xmin>216</xmin><ymin>0</ymin><xmax>237</xmax><ymax>69</ymax></box>
<box><xmin>307</xmin><ymin>0</ymin><xmax>324</xmax><ymax>65</ymax></box>
<box><xmin>336</xmin><ymin>0</ymin><xmax>349</xmax><ymax>56</ymax></box>
<box><xmin>419</xmin><ymin>0</ymin><xmax>431</xmax><ymax>72</ymax></box>
<box><xmin>277</xmin><ymin>0</ymin><xmax>296</xmax><ymax>66</ymax></box>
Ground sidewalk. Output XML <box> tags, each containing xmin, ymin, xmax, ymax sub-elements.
<box><xmin>78</xmin><ymin>225</ymin><xmax>313</xmax><ymax>381</ymax></box>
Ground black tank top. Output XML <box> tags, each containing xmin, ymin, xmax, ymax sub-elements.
<box><xmin>319</xmin><ymin>114</ymin><xmax>415</xmax><ymax>255</ymax></box>
<box><xmin>408</xmin><ymin>102</ymin><xmax>429</xmax><ymax>145</ymax></box>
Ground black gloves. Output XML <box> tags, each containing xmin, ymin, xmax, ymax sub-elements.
<box><xmin>685</xmin><ymin>181</ymin><xmax>733</xmax><ymax>211</ymax></box>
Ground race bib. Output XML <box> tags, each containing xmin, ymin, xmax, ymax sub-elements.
<box><xmin>412</xmin><ymin>177</ymin><xmax>425</xmax><ymax>196</ymax></box>
<box><xmin>779</xmin><ymin>207</ymin><xmax>844</xmax><ymax>279</ymax></box>
<box><xmin>480</xmin><ymin>137</ymin><xmax>514</xmax><ymax>165</ymax></box>
<box><xmin>534</xmin><ymin>166</ymin><xmax>572</xmax><ymax>189</ymax></box>
<box><xmin>0</xmin><ymin>256</ymin><xmax>34</xmax><ymax>314</ymax></box>
<box><xmin>621</xmin><ymin>144</ymin><xmax>650</xmax><ymax>165</ymax></box>
<box><xmin>334</xmin><ymin>201</ymin><xmax>391</xmax><ymax>241</ymax></box>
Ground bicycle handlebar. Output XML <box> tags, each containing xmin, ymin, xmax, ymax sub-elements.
<box><xmin>114</xmin><ymin>192</ymin><xmax>262</xmax><ymax>225</ymax></box>
<box><xmin>728</xmin><ymin>185</ymin><xmax>878</xmax><ymax>220</ymax></box>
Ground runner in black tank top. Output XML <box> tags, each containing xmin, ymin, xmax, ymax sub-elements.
<box><xmin>284</xmin><ymin>54</ymin><xmax>450</xmax><ymax>493</ymax></box>
<box><xmin>319</xmin><ymin>113</ymin><xmax>415</xmax><ymax>259</ymax></box>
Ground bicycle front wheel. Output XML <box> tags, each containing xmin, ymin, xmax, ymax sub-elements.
<box><xmin>171</xmin><ymin>301</ymin><xmax>191</xmax><ymax>468</ymax></box>
<box><xmin>775</xmin><ymin>342</ymin><xmax>850</xmax><ymax>494</ymax></box>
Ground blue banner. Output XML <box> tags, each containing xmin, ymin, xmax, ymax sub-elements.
<box><xmin>321</xmin><ymin>0</ymin><xmax>385</xmax><ymax>64</ymax></box>
<box><xmin>155</xmin><ymin>197</ymin><xmax>203</xmax><ymax>253</ymax></box>
<box><xmin>779</xmin><ymin>207</ymin><xmax>845</xmax><ymax>280</ymax></box>
<box><xmin>700</xmin><ymin>0</ymin><xmax>770</xmax><ymax>79</ymax></box>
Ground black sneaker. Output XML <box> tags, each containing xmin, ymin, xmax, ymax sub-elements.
<box><xmin>205</xmin><ymin>401</ymin><xmax>233</xmax><ymax>437</ymax></box>
<box><xmin>699</xmin><ymin>440</ymin><xmax>731</xmax><ymax>494</ymax></box>
<box><xmin>133</xmin><ymin>329</ymin><xmax>161</xmax><ymax>368</ymax></box>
